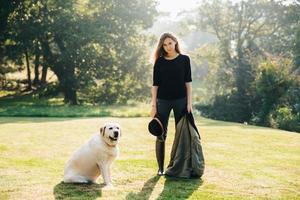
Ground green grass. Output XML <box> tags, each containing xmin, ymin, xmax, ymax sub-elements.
<box><xmin>0</xmin><ymin>116</ymin><xmax>299</xmax><ymax>199</ymax></box>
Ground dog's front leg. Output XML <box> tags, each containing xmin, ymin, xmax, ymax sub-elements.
<box><xmin>99</xmin><ymin>163</ymin><xmax>112</xmax><ymax>186</ymax></box>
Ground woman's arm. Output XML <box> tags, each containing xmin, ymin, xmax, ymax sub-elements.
<box><xmin>150</xmin><ymin>86</ymin><xmax>158</xmax><ymax>117</ymax></box>
<box><xmin>185</xmin><ymin>82</ymin><xmax>192</xmax><ymax>113</ymax></box>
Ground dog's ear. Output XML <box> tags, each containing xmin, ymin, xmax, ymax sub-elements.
<box><xmin>100</xmin><ymin>126</ymin><xmax>106</xmax><ymax>136</ymax></box>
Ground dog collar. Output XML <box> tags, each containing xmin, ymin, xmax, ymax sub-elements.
<box><xmin>104</xmin><ymin>141</ymin><xmax>117</xmax><ymax>148</ymax></box>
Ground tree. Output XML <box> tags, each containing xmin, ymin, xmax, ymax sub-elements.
<box><xmin>0</xmin><ymin>0</ymin><xmax>26</xmax><ymax>89</ymax></box>
<box><xmin>289</xmin><ymin>1</ymin><xmax>300</xmax><ymax>71</ymax></box>
<box><xmin>253</xmin><ymin>58</ymin><xmax>292</xmax><ymax>125</ymax></box>
<box><xmin>1</xmin><ymin>0</ymin><xmax>157</xmax><ymax>104</ymax></box>
<box><xmin>193</xmin><ymin>0</ymin><xmax>295</xmax><ymax>122</ymax></box>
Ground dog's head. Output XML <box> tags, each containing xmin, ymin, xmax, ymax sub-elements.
<box><xmin>100</xmin><ymin>122</ymin><xmax>121</xmax><ymax>146</ymax></box>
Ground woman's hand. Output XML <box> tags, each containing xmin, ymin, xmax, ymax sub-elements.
<box><xmin>187</xmin><ymin>103</ymin><xmax>192</xmax><ymax>113</ymax></box>
<box><xmin>150</xmin><ymin>105</ymin><xmax>157</xmax><ymax>118</ymax></box>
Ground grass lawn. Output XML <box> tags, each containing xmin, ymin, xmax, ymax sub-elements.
<box><xmin>0</xmin><ymin>93</ymin><xmax>149</xmax><ymax>117</ymax></box>
<box><xmin>0</xmin><ymin>116</ymin><xmax>299</xmax><ymax>200</ymax></box>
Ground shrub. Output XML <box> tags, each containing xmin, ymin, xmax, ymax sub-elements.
<box><xmin>274</xmin><ymin>106</ymin><xmax>300</xmax><ymax>132</ymax></box>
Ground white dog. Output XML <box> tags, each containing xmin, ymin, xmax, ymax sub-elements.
<box><xmin>63</xmin><ymin>122</ymin><xmax>121</xmax><ymax>187</ymax></box>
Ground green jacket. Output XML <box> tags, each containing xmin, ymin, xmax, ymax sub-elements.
<box><xmin>165</xmin><ymin>112</ymin><xmax>205</xmax><ymax>178</ymax></box>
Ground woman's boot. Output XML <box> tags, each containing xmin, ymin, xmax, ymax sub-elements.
<box><xmin>156</xmin><ymin>138</ymin><xmax>165</xmax><ymax>176</ymax></box>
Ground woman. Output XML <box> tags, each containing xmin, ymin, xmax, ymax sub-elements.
<box><xmin>150</xmin><ymin>32</ymin><xmax>192</xmax><ymax>176</ymax></box>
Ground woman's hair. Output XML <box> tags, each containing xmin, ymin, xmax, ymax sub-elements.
<box><xmin>153</xmin><ymin>32</ymin><xmax>181</xmax><ymax>62</ymax></box>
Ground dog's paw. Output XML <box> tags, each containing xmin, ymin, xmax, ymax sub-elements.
<box><xmin>102</xmin><ymin>183</ymin><xmax>114</xmax><ymax>190</ymax></box>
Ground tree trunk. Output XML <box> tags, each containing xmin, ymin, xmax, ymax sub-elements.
<box><xmin>41</xmin><ymin>65</ymin><xmax>48</xmax><ymax>85</ymax></box>
<box><xmin>55</xmin><ymin>68</ymin><xmax>78</xmax><ymax>105</ymax></box>
<box><xmin>24</xmin><ymin>50</ymin><xmax>32</xmax><ymax>90</ymax></box>
<box><xmin>33</xmin><ymin>47</ymin><xmax>40</xmax><ymax>86</ymax></box>
<box><xmin>41</xmin><ymin>39</ymin><xmax>78</xmax><ymax>105</ymax></box>
<box><xmin>63</xmin><ymin>86</ymin><xmax>77</xmax><ymax>105</ymax></box>
<box><xmin>53</xmin><ymin>36</ymin><xmax>78</xmax><ymax>105</ymax></box>
<box><xmin>40</xmin><ymin>40</ymin><xmax>49</xmax><ymax>86</ymax></box>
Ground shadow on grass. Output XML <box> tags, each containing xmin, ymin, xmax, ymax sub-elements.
<box><xmin>125</xmin><ymin>176</ymin><xmax>203</xmax><ymax>200</ymax></box>
<box><xmin>125</xmin><ymin>176</ymin><xmax>161</xmax><ymax>200</ymax></box>
<box><xmin>0</xmin><ymin>105</ymin><xmax>111</xmax><ymax>118</ymax></box>
<box><xmin>53</xmin><ymin>182</ymin><xmax>102</xmax><ymax>200</ymax></box>
<box><xmin>157</xmin><ymin>176</ymin><xmax>203</xmax><ymax>200</ymax></box>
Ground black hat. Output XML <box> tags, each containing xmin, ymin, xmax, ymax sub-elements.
<box><xmin>148</xmin><ymin>115</ymin><xmax>164</xmax><ymax>137</ymax></box>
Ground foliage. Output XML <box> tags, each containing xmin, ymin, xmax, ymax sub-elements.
<box><xmin>252</xmin><ymin>58</ymin><xmax>293</xmax><ymax>126</ymax></box>
<box><xmin>192</xmin><ymin>0</ymin><xmax>300</xmax><ymax>131</ymax></box>
<box><xmin>294</xmin><ymin>25</ymin><xmax>300</xmax><ymax>71</ymax></box>
<box><xmin>190</xmin><ymin>44</ymin><xmax>233</xmax><ymax>104</ymax></box>
<box><xmin>273</xmin><ymin>106</ymin><xmax>300</xmax><ymax>132</ymax></box>
<box><xmin>286</xmin><ymin>0</ymin><xmax>300</xmax><ymax>71</ymax></box>
<box><xmin>0</xmin><ymin>0</ymin><xmax>157</xmax><ymax>104</ymax></box>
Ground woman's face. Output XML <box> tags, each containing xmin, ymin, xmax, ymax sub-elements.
<box><xmin>162</xmin><ymin>37</ymin><xmax>177</xmax><ymax>55</ymax></box>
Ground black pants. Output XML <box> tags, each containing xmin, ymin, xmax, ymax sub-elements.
<box><xmin>155</xmin><ymin>97</ymin><xmax>187</xmax><ymax>173</ymax></box>
<box><xmin>157</xmin><ymin>97</ymin><xmax>187</xmax><ymax>139</ymax></box>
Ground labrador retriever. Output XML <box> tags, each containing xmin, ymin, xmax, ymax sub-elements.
<box><xmin>63</xmin><ymin>122</ymin><xmax>121</xmax><ymax>187</ymax></box>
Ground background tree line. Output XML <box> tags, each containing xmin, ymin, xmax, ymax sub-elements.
<box><xmin>0</xmin><ymin>0</ymin><xmax>157</xmax><ymax>105</ymax></box>
<box><xmin>189</xmin><ymin>0</ymin><xmax>300</xmax><ymax>132</ymax></box>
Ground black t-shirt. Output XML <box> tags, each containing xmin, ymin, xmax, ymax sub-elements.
<box><xmin>153</xmin><ymin>54</ymin><xmax>192</xmax><ymax>100</ymax></box>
